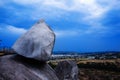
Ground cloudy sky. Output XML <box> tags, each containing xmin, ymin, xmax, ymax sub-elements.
<box><xmin>0</xmin><ymin>0</ymin><xmax>120</xmax><ymax>52</ymax></box>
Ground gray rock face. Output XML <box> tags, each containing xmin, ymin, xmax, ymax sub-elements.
<box><xmin>12</xmin><ymin>20</ymin><xmax>55</xmax><ymax>61</ymax></box>
<box><xmin>55</xmin><ymin>60</ymin><xmax>79</xmax><ymax>80</ymax></box>
<box><xmin>0</xmin><ymin>55</ymin><xmax>59</xmax><ymax>80</ymax></box>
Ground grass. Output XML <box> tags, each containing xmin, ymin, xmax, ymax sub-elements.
<box><xmin>48</xmin><ymin>58</ymin><xmax>120</xmax><ymax>80</ymax></box>
<box><xmin>0</xmin><ymin>52</ymin><xmax>5</xmax><ymax>56</ymax></box>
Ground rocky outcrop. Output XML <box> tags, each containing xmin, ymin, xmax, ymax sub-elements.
<box><xmin>0</xmin><ymin>55</ymin><xmax>59</xmax><ymax>80</ymax></box>
<box><xmin>12</xmin><ymin>20</ymin><xmax>55</xmax><ymax>61</ymax></box>
<box><xmin>0</xmin><ymin>19</ymin><xmax>79</xmax><ymax>80</ymax></box>
<box><xmin>0</xmin><ymin>20</ymin><xmax>58</xmax><ymax>80</ymax></box>
<box><xmin>55</xmin><ymin>60</ymin><xmax>79</xmax><ymax>80</ymax></box>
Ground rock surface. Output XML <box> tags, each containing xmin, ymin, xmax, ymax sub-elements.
<box><xmin>12</xmin><ymin>20</ymin><xmax>55</xmax><ymax>61</ymax></box>
<box><xmin>55</xmin><ymin>60</ymin><xmax>79</xmax><ymax>80</ymax></box>
<box><xmin>0</xmin><ymin>55</ymin><xmax>59</xmax><ymax>80</ymax></box>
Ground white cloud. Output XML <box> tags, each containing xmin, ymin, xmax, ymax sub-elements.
<box><xmin>43</xmin><ymin>0</ymin><xmax>109</xmax><ymax>19</ymax></box>
<box><xmin>7</xmin><ymin>26</ymin><xmax>27</xmax><ymax>34</ymax></box>
<box><xmin>39</xmin><ymin>0</ymin><xmax>109</xmax><ymax>20</ymax></box>
<box><xmin>1</xmin><ymin>0</ymin><xmax>119</xmax><ymax>37</ymax></box>
<box><xmin>0</xmin><ymin>24</ymin><xmax>113</xmax><ymax>38</ymax></box>
<box><xmin>54</xmin><ymin>29</ymin><xmax>79</xmax><ymax>37</ymax></box>
<box><xmin>54</xmin><ymin>27</ymin><xmax>109</xmax><ymax>38</ymax></box>
<box><xmin>1</xmin><ymin>0</ymin><xmax>118</xmax><ymax>21</ymax></box>
<box><xmin>4</xmin><ymin>0</ymin><xmax>111</xmax><ymax>21</ymax></box>
<box><xmin>0</xmin><ymin>1</ymin><xmax>8</xmax><ymax>7</ymax></box>
<box><xmin>0</xmin><ymin>24</ymin><xmax>79</xmax><ymax>38</ymax></box>
<box><xmin>0</xmin><ymin>25</ymin><xmax>27</xmax><ymax>35</ymax></box>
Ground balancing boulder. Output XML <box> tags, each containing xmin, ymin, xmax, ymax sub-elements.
<box><xmin>12</xmin><ymin>20</ymin><xmax>55</xmax><ymax>61</ymax></box>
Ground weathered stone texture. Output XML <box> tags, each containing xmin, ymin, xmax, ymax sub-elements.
<box><xmin>55</xmin><ymin>60</ymin><xmax>79</xmax><ymax>80</ymax></box>
<box><xmin>0</xmin><ymin>55</ymin><xmax>59</xmax><ymax>80</ymax></box>
<box><xmin>12</xmin><ymin>20</ymin><xmax>55</xmax><ymax>61</ymax></box>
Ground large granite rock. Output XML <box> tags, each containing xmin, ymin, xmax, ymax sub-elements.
<box><xmin>12</xmin><ymin>20</ymin><xmax>55</xmax><ymax>61</ymax></box>
<box><xmin>0</xmin><ymin>55</ymin><xmax>59</xmax><ymax>80</ymax></box>
<box><xmin>55</xmin><ymin>60</ymin><xmax>79</xmax><ymax>80</ymax></box>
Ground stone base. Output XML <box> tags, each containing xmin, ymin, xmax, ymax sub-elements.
<box><xmin>0</xmin><ymin>55</ymin><xmax>59</xmax><ymax>80</ymax></box>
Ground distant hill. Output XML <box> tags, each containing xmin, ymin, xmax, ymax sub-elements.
<box><xmin>53</xmin><ymin>51</ymin><xmax>120</xmax><ymax>55</ymax></box>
